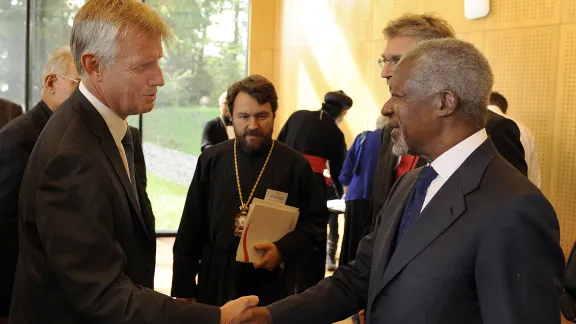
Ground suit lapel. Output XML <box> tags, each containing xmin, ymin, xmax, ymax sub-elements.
<box><xmin>370</xmin><ymin>139</ymin><xmax>498</xmax><ymax>303</ymax></box>
<box><xmin>379</xmin><ymin>174</ymin><xmax>466</xmax><ymax>289</ymax></box>
<box><xmin>73</xmin><ymin>89</ymin><xmax>153</xmax><ymax>242</ymax></box>
<box><xmin>368</xmin><ymin>171</ymin><xmax>418</xmax><ymax>304</ymax></box>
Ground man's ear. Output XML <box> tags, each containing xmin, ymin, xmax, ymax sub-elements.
<box><xmin>435</xmin><ymin>91</ymin><xmax>458</xmax><ymax>118</ymax></box>
<box><xmin>44</xmin><ymin>74</ymin><xmax>56</xmax><ymax>94</ymax></box>
<box><xmin>81</xmin><ymin>53</ymin><xmax>103</xmax><ymax>82</ymax></box>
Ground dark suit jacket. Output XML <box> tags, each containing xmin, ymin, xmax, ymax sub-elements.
<box><xmin>10</xmin><ymin>89</ymin><xmax>220</xmax><ymax>323</ymax></box>
<box><xmin>201</xmin><ymin>116</ymin><xmax>229</xmax><ymax>152</ymax></box>
<box><xmin>129</xmin><ymin>126</ymin><xmax>153</xmax><ymax>217</ymax></box>
<box><xmin>561</xmin><ymin>242</ymin><xmax>576</xmax><ymax>322</ymax></box>
<box><xmin>0</xmin><ymin>98</ymin><xmax>23</xmax><ymax>130</ymax></box>
<box><xmin>368</xmin><ymin>113</ymin><xmax>527</xmax><ymax>232</ymax></box>
<box><xmin>267</xmin><ymin>140</ymin><xmax>564</xmax><ymax>324</ymax></box>
<box><xmin>0</xmin><ymin>101</ymin><xmax>52</xmax><ymax>316</ymax></box>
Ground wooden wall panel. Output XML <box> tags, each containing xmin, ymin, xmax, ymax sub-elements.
<box><xmin>484</xmin><ymin>26</ymin><xmax>560</xmax><ymax>196</ymax></box>
<box><xmin>551</xmin><ymin>23</ymin><xmax>576</xmax><ymax>255</ymax></box>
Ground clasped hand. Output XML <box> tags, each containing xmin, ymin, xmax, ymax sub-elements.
<box><xmin>219</xmin><ymin>297</ymin><xmax>272</xmax><ymax>324</ymax></box>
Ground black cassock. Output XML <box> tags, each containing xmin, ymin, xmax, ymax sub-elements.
<box><xmin>277</xmin><ymin>109</ymin><xmax>347</xmax><ymax>198</ymax></box>
<box><xmin>171</xmin><ymin>140</ymin><xmax>329</xmax><ymax>306</ymax></box>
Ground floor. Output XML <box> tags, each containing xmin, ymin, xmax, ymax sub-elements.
<box><xmin>154</xmin><ymin>214</ymin><xmax>353</xmax><ymax>324</ymax></box>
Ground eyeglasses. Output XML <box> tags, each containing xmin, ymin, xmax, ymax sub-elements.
<box><xmin>57</xmin><ymin>74</ymin><xmax>81</xmax><ymax>84</ymax></box>
<box><xmin>377</xmin><ymin>57</ymin><xmax>400</xmax><ymax>69</ymax></box>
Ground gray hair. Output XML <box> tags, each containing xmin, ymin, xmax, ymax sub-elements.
<box><xmin>399</xmin><ymin>38</ymin><xmax>493</xmax><ymax>127</ymax></box>
<box><xmin>375</xmin><ymin>115</ymin><xmax>387</xmax><ymax>129</ymax></box>
<box><xmin>42</xmin><ymin>47</ymin><xmax>73</xmax><ymax>80</ymax></box>
<box><xmin>71</xmin><ymin>0</ymin><xmax>171</xmax><ymax>76</ymax></box>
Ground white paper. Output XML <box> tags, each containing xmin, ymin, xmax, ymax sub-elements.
<box><xmin>264</xmin><ymin>189</ymin><xmax>288</xmax><ymax>205</ymax></box>
<box><xmin>236</xmin><ymin>198</ymin><xmax>299</xmax><ymax>263</ymax></box>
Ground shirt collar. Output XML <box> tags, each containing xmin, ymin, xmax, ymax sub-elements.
<box><xmin>487</xmin><ymin>105</ymin><xmax>505</xmax><ymax>116</ymax></box>
<box><xmin>79</xmin><ymin>81</ymin><xmax>127</xmax><ymax>143</ymax></box>
<box><xmin>37</xmin><ymin>100</ymin><xmax>53</xmax><ymax>119</ymax></box>
<box><xmin>430</xmin><ymin>128</ymin><xmax>488</xmax><ymax>181</ymax></box>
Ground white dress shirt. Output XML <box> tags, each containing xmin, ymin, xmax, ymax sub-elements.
<box><xmin>421</xmin><ymin>129</ymin><xmax>488</xmax><ymax>211</ymax></box>
<box><xmin>488</xmin><ymin>105</ymin><xmax>541</xmax><ymax>188</ymax></box>
<box><xmin>79</xmin><ymin>82</ymin><xmax>131</xmax><ymax>180</ymax></box>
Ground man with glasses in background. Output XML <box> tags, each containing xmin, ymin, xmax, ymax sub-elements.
<box><xmin>0</xmin><ymin>47</ymin><xmax>79</xmax><ymax>324</ymax></box>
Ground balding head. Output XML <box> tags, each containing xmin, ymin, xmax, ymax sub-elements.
<box><xmin>41</xmin><ymin>47</ymin><xmax>79</xmax><ymax>111</ymax></box>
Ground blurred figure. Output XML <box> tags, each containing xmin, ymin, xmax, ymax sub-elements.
<box><xmin>201</xmin><ymin>91</ymin><xmax>233</xmax><ymax>152</ymax></box>
<box><xmin>0</xmin><ymin>98</ymin><xmax>23</xmax><ymax>130</ymax></box>
<box><xmin>277</xmin><ymin>90</ymin><xmax>351</xmax><ymax>275</ymax></box>
<box><xmin>338</xmin><ymin>116</ymin><xmax>386</xmax><ymax>267</ymax></box>
<box><xmin>10</xmin><ymin>1</ymin><xmax>253</xmax><ymax>323</ymax></box>
<box><xmin>489</xmin><ymin>91</ymin><xmax>541</xmax><ymax>188</ymax></box>
<box><xmin>172</xmin><ymin>75</ymin><xmax>328</xmax><ymax>307</ymax></box>
<box><xmin>0</xmin><ymin>46</ymin><xmax>78</xmax><ymax>323</ymax></box>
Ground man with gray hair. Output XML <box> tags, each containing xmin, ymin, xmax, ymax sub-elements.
<box><xmin>231</xmin><ymin>38</ymin><xmax>564</xmax><ymax>324</ymax></box>
<box><xmin>0</xmin><ymin>46</ymin><xmax>79</xmax><ymax>323</ymax></box>
<box><xmin>368</xmin><ymin>13</ymin><xmax>527</xmax><ymax>233</ymax></box>
<box><xmin>10</xmin><ymin>1</ymin><xmax>256</xmax><ymax>323</ymax></box>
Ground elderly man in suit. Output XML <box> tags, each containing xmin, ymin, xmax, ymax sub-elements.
<box><xmin>9</xmin><ymin>1</ymin><xmax>256</xmax><ymax>323</ymax></box>
<box><xmin>231</xmin><ymin>38</ymin><xmax>564</xmax><ymax>324</ymax></box>
<box><xmin>0</xmin><ymin>46</ymin><xmax>80</xmax><ymax>323</ymax></box>
<box><xmin>367</xmin><ymin>13</ymin><xmax>527</xmax><ymax>233</ymax></box>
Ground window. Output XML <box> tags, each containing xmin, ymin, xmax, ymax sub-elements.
<box><xmin>139</xmin><ymin>0</ymin><xmax>250</xmax><ymax>232</ymax></box>
<box><xmin>2</xmin><ymin>0</ymin><xmax>250</xmax><ymax>234</ymax></box>
<box><xmin>0</xmin><ymin>0</ymin><xmax>26</xmax><ymax>106</ymax></box>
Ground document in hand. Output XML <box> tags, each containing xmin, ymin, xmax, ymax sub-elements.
<box><xmin>236</xmin><ymin>198</ymin><xmax>299</xmax><ymax>263</ymax></box>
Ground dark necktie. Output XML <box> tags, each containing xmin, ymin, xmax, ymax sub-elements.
<box><xmin>122</xmin><ymin>128</ymin><xmax>140</xmax><ymax>209</ymax></box>
<box><xmin>395</xmin><ymin>165</ymin><xmax>438</xmax><ymax>249</ymax></box>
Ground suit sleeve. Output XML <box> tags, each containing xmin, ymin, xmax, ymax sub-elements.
<box><xmin>269</xmin><ymin>217</ymin><xmax>376</xmax><ymax>324</ymax></box>
<box><xmin>562</xmin><ymin>242</ymin><xmax>576</xmax><ymax>322</ymax></box>
<box><xmin>489</xmin><ymin>118</ymin><xmax>528</xmax><ymax>176</ymax></box>
<box><xmin>0</xmin><ymin>132</ymin><xmax>27</xmax><ymax>310</ymax></box>
<box><xmin>171</xmin><ymin>158</ymin><xmax>208</xmax><ymax>298</ymax></box>
<box><xmin>475</xmin><ymin>193</ymin><xmax>565</xmax><ymax>324</ymax></box>
<box><xmin>275</xmin><ymin>162</ymin><xmax>329</xmax><ymax>261</ymax></box>
<box><xmin>201</xmin><ymin>120</ymin><xmax>218</xmax><ymax>152</ymax></box>
<box><xmin>37</xmin><ymin>151</ymin><xmax>220</xmax><ymax>323</ymax></box>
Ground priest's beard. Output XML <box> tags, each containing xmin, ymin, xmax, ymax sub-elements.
<box><xmin>391</xmin><ymin>123</ymin><xmax>409</xmax><ymax>156</ymax></box>
<box><xmin>237</xmin><ymin>129</ymin><xmax>273</xmax><ymax>156</ymax></box>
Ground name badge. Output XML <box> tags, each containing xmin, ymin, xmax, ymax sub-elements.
<box><xmin>265</xmin><ymin>189</ymin><xmax>288</xmax><ymax>205</ymax></box>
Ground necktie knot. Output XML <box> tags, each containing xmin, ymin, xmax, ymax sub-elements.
<box><xmin>414</xmin><ymin>166</ymin><xmax>438</xmax><ymax>193</ymax></box>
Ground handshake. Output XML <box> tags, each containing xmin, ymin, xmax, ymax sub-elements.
<box><xmin>220</xmin><ymin>296</ymin><xmax>272</xmax><ymax>324</ymax></box>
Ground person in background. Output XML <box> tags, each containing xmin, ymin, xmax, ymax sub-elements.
<box><xmin>201</xmin><ymin>91</ymin><xmax>233</xmax><ymax>152</ymax></box>
<box><xmin>0</xmin><ymin>47</ymin><xmax>79</xmax><ymax>323</ymax></box>
<box><xmin>10</xmin><ymin>1</ymin><xmax>255</xmax><ymax>322</ymax></box>
<box><xmin>489</xmin><ymin>91</ymin><xmax>541</xmax><ymax>188</ymax></box>
<box><xmin>338</xmin><ymin>115</ymin><xmax>386</xmax><ymax>267</ymax></box>
<box><xmin>0</xmin><ymin>98</ymin><xmax>23</xmax><ymax>130</ymax></box>
<box><xmin>277</xmin><ymin>90</ymin><xmax>351</xmax><ymax>277</ymax></box>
